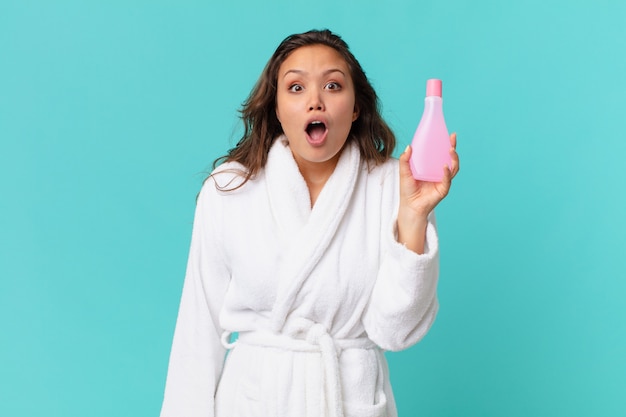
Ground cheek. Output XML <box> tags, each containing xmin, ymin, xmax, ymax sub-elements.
<box><xmin>340</xmin><ymin>98</ymin><xmax>358</xmax><ymax>122</ymax></box>
<box><xmin>338</xmin><ymin>93</ymin><xmax>356</xmax><ymax>111</ymax></box>
<box><xmin>275</xmin><ymin>96</ymin><xmax>283</xmax><ymax>123</ymax></box>
<box><xmin>276</xmin><ymin>96</ymin><xmax>295</xmax><ymax>124</ymax></box>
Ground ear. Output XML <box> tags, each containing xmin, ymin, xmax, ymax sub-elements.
<box><xmin>352</xmin><ymin>105</ymin><xmax>360</xmax><ymax>122</ymax></box>
<box><xmin>275</xmin><ymin>107</ymin><xmax>281</xmax><ymax>124</ymax></box>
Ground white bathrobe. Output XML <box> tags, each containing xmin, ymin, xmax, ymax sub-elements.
<box><xmin>160</xmin><ymin>136</ymin><xmax>440</xmax><ymax>417</ymax></box>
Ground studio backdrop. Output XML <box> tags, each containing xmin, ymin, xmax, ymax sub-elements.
<box><xmin>1</xmin><ymin>0</ymin><xmax>625</xmax><ymax>416</ymax></box>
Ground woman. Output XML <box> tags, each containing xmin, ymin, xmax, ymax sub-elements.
<box><xmin>160</xmin><ymin>29</ymin><xmax>459</xmax><ymax>417</ymax></box>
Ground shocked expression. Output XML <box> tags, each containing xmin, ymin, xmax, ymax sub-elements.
<box><xmin>276</xmin><ymin>44</ymin><xmax>359</xmax><ymax>172</ymax></box>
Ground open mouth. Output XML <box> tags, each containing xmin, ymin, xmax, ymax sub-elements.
<box><xmin>305</xmin><ymin>121</ymin><xmax>327</xmax><ymax>144</ymax></box>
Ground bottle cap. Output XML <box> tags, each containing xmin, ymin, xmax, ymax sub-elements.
<box><xmin>426</xmin><ymin>79</ymin><xmax>442</xmax><ymax>97</ymax></box>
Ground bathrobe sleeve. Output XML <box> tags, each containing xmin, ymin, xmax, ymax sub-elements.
<box><xmin>160</xmin><ymin>180</ymin><xmax>230</xmax><ymax>417</ymax></box>
<box><xmin>362</xmin><ymin>165</ymin><xmax>440</xmax><ymax>352</ymax></box>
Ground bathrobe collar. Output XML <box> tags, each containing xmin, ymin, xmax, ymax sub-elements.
<box><xmin>265</xmin><ymin>135</ymin><xmax>362</xmax><ymax>331</ymax></box>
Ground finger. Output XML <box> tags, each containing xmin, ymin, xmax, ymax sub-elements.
<box><xmin>450</xmin><ymin>132</ymin><xmax>457</xmax><ymax>149</ymax></box>
<box><xmin>398</xmin><ymin>145</ymin><xmax>413</xmax><ymax>179</ymax></box>
<box><xmin>449</xmin><ymin>133</ymin><xmax>459</xmax><ymax>177</ymax></box>
<box><xmin>440</xmin><ymin>164</ymin><xmax>452</xmax><ymax>197</ymax></box>
<box><xmin>399</xmin><ymin>144</ymin><xmax>412</xmax><ymax>160</ymax></box>
<box><xmin>449</xmin><ymin>149</ymin><xmax>460</xmax><ymax>177</ymax></box>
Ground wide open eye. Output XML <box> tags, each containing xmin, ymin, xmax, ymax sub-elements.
<box><xmin>288</xmin><ymin>84</ymin><xmax>304</xmax><ymax>92</ymax></box>
<box><xmin>325</xmin><ymin>82</ymin><xmax>341</xmax><ymax>91</ymax></box>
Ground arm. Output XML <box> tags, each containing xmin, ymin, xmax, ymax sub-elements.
<box><xmin>397</xmin><ymin>133</ymin><xmax>459</xmax><ymax>254</ymax></box>
<box><xmin>362</xmin><ymin>210</ymin><xmax>440</xmax><ymax>351</ymax></box>
<box><xmin>363</xmin><ymin>134</ymin><xmax>459</xmax><ymax>351</ymax></box>
<box><xmin>160</xmin><ymin>180</ymin><xmax>230</xmax><ymax>417</ymax></box>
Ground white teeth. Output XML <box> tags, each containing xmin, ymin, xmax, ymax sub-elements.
<box><xmin>311</xmin><ymin>121</ymin><xmax>322</xmax><ymax>125</ymax></box>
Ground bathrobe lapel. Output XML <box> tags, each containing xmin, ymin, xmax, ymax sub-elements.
<box><xmin>265</xmin><ymin>137</ymin><xmax>361</xmax><ymax>331</ymax></box>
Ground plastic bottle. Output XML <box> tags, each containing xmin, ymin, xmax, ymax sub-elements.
<box><xmin>409</xmin><ymin>79</ymin><xmax>452</xmax><ymax>182</ymax></box>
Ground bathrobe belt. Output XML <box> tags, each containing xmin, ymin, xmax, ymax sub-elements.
<box><xmin>220</xmin><ymin>319</ymin><xmax>378</xmax><ymax>417</ymax></box>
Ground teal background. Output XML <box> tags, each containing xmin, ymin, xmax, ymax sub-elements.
<box><xmin>1</xmin><ymin>0</ymin><xmax>625</xmax><ymax>415</ymax></box>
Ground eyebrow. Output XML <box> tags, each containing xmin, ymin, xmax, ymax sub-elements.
<box><xmin>282</xmin><ymin>68</ymin><xmax>346</xmax><ymax>79</ymax></box>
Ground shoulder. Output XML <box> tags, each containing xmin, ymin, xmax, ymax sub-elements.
<box><xmin>201</xmin><ymin>161</ymin><xmax>256</xmax><ymax>195</ymax></box>
<box><xmin>362</xmin><ymin>156</ymin><xmax>399</xmax><ymax>186</ymax></box>
<box><xmin>380</xmin><ymin>157</ymin><xmax>399</xmax><ymax>173</ymax></box>
<box><xmin>198</xmin><ymin>160</ymin><xmax>268</xmax><ymax>210</ymax></box>
<box><xmin>202</xmin><ymin>162</ymin><xmax>248</xmax><ymax>193</ymax></box>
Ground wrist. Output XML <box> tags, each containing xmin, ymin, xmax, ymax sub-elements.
<box><xmin>397</xmin><ymin>205</ymin><xmax>429</xmax><ymax>229</ymax></box>
<box><xmin>396</xmin><ymin>207</ymin><xmax>428</xmax><ymax>254</ymax></box>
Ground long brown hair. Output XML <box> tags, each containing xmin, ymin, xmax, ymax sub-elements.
<box><xmin>213</xmin><ymin>29</ymin><xmax>395</xmax><ymax>188</ymax></box>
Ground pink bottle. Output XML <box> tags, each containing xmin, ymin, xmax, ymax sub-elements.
<box><xmin>409</xmin><ymin>79</ymin><xmax>453</xmax><ymax>182</ymax></box>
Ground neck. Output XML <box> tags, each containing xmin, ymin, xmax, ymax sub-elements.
<box><xmin>294</xmin><ymin>153</ymin><xmax>341</xmax><ymax>207</ymax></box>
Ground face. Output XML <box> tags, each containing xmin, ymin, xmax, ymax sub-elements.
<box><xmin>275</xmin><ymin>44</ymin><xmax>359</xmax><ymax>175</ymax></box>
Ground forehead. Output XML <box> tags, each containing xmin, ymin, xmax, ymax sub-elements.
<box><xmin>279</xmin><ymin>44</ymin><xmax>350</xmax><ymax>76</ymax></box>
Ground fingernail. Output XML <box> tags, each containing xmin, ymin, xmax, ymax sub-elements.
<box><xmin>404</xmin><ymin>145</ymin><xmax>410</xmax><ymax>153</ymax></box>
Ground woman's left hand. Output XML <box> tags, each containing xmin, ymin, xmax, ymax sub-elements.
<box><xmin>396</xmin><ymin>132</ymin><xmax>459</xmax><ymax>253</ymax></box>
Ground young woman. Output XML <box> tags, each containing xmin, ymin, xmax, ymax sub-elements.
<box><xmin>160</xmin><ymin>29</ymin><xmax>459</xmax><ymax>417</ymax></box>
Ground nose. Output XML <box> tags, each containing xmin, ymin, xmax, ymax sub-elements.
<box><xmin>307</xmin><ymin>90</ymin><xmax>324</xmax><ymax>111</ymax></box>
